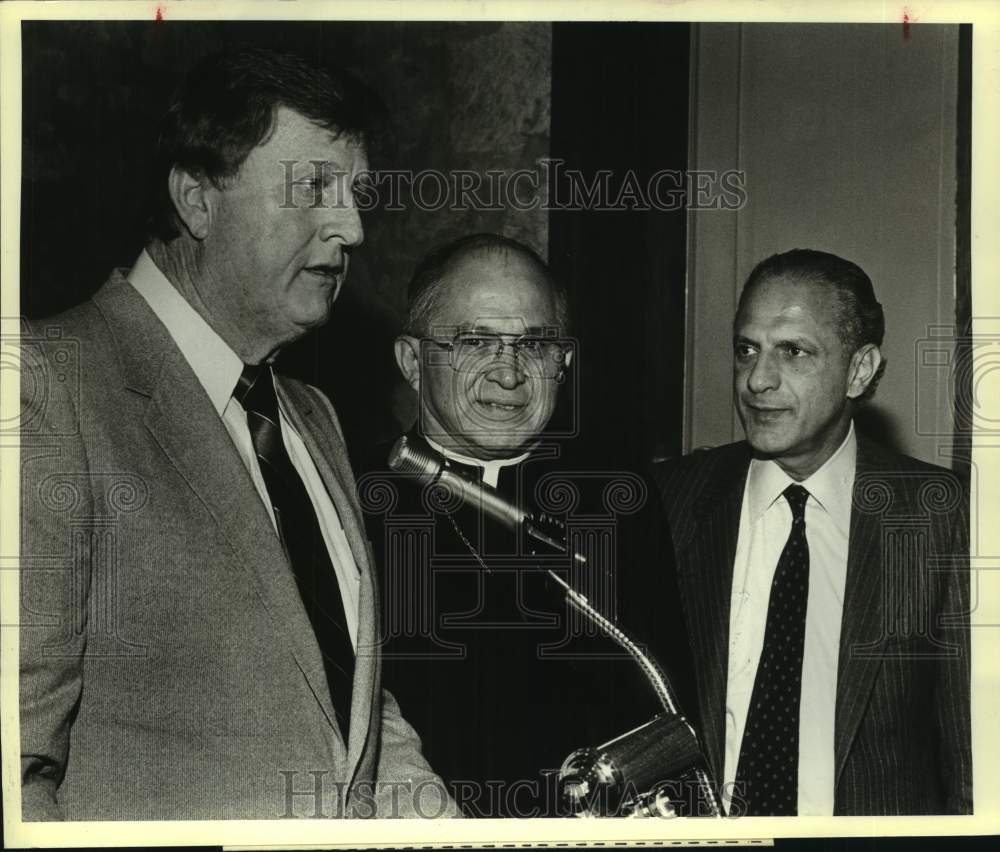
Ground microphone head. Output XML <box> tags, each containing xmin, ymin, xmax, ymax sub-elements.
<box><xmin>388</xmin><ymin>435</ymin><xmax>527</xmax><ymax>531</ymax></box>
<box><xmin>387</xmin><ymin>435</ymin><xmax>443</xmax><ymax>484</ymax></box>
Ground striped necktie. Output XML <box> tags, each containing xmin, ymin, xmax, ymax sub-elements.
<box><xmin>235</xmin><ymin>364</ymin><xmax>355</xmax><ymax>740</ymax></box>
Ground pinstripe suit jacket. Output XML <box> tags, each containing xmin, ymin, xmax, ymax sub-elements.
<box><xmin>19</xmin><ymin>273</ymin><xmax>452</xmax><ymax>820</ymax></box>
<box><xmin>652</xmin><ymin>436</ymin><xmax>972</xmax><ymax>815</ymax></box>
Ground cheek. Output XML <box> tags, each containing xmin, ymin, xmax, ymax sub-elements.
<box><xmin>781</xmin><ymin>362</ymin><xmax>818</xmax><ymax>399</ymax></box>
<box><xmin>528</xmin><ymin>385</ymin><xmax>558</xmax><ymax>422</ymax></box>
<box><xmin>251</xmin><ymin>209</ymin><xmax>310</xmax><ymax>262</ymax></box>
<box><xmin>427</xmin><ymin>372</ymin><xmax>476</xmax><ymax>421</ymax></box>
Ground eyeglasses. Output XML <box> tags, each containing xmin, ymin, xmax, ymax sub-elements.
<box><xmin>427</xmin><ymin>332</ymin><xmax>571</xmax><ymax>379</ymax></box>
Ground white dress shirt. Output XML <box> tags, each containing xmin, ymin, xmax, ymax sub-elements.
<box><xmin>722</xmin><ymin>423</ymin><xmax>857</xmax><ymax>815</ymax></box>
<box><xmin>128</xmin><ymin>250</ymin><xmax>360</xmax><ymax>647</ymax></box>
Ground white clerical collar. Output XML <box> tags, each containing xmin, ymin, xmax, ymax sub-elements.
<box><xmin>746</xmin><ymin>421</ymin><xmax>857</xmax><ymax>537</ymax></box>
<box><xmin>127</xmin><ymin>249</ymin><xmax>244</xmax><ymax>417</ymax></box>
<box><xmin>424</xmin><ymin>435</ymin><xmax>531</xmax><ymax>489</ymax></box>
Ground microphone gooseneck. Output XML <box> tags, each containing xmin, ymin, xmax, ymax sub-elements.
<box><xmin>386</xmin><ymin>434</ymin><xmax>720</xmax><ymax>817</ymax></box>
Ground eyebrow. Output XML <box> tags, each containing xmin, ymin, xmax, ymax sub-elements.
<box><xmin>733</xmin><ymin>332</ymin><xmax>817</xmax><ymax>347</ymax></box>
<box><xmin>773</xmin><ymin>335</ymin><xmax>817</xmax><ymax>349</ymax></box>
<box><xmin>456</xmin><ymin>324</ymin><xmax>557</xmax><ymax>336</ymax></box>
<box><xmin>282</xmin><ymin>159</ymin><xmax>357</xmax><ymax>181</ymax></box>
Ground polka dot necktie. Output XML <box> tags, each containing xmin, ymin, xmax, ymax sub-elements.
<box><xmin>235</xmin><ymin>364</ymin><xmax>355</xmax><ymax>740</ymax></box>
<box><xmin>734</xmin><ymin>484</ymin><xmax>810</xmax><ymax>816</ymax></box>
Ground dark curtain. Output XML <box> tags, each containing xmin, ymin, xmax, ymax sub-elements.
<box><xmin>548</xmin><ymin>23</ymin><xmax>690</xmax><ymax>471</ymax></box>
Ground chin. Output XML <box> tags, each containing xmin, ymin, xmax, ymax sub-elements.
<box><xmin>745</xmin><ymin>428</ymin><xmax>796</xmax><ymax>459</ymax></box>
<box><xmin>472</xmin><ymin>433</ymin><xmax>530</xmax><ymax>459</ymax></box>
<box><xmin>291</xmin><ymin>303</ymin><xmax>334</xmax><ymax>331</ymax></box>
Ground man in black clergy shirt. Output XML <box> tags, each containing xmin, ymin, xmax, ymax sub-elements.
<box><xmin>354</xmin><ymin>233</ymin><xmax>695</xmax><ymax>817</ymax></box>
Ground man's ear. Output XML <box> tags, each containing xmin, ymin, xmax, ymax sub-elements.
<box><xmin>394</xmin><ymin>335</ymin><xmax>422</xmax><ymax>392</ymax></box>
<box><xmin>846</xmin><ymin>343</ymin><xmax>882</xmax><ymax>399</ymax></box>
<box><xmin>167</xmin><ymin>165</ymin><xmax>213</xmax><ymax>240</ymax></box>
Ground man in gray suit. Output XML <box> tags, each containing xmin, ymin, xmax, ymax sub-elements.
<box><xmin>19</xmin><ymin>47</ymin><xmax>452</xmax><ymax>820</ymax></box>
<box><xmin>653</xmin><ymin>249</ymin><xmax>971</xmax><ymax>816</ymax></box>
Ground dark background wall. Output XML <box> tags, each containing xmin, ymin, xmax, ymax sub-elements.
<box><xmin>550</xmin><ymin>23</ymin><xmax>689</xmax><ymax>467</ymax></box>
<box><xmin>20</xmin><ymin>20</ymin><xmax>689</xmax><ymax>471</ymax></box>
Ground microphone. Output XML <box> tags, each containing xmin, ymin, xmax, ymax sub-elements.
<box><xmin>387</xmin><ymin>435</ymin><xmax>720</xmax><ymax>817</ymax></box>
<box><xmin>387</xmin><ymin>435</ymin><xmax>586</xmax><ymax>563</ymax></box>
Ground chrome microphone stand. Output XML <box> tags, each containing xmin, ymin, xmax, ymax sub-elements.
<box><xmin>546</xmin><ymin>571</ymin><xmax>720</xmax><ymax>817</ymax></box>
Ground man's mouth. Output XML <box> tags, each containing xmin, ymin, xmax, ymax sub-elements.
<box><xmin>304</xmin><ymin>264</ymin><xmax>344</xmax><ymax>284</ymax></box>
<box><xmin>476</xmin><ymin>400</ymin><xmax>526</xmax><ymax>413</ymax></box>
<box><xmin>746</xmin><ymin>403</ymin><xmax>790</xmax><ymax>419</ymax></box>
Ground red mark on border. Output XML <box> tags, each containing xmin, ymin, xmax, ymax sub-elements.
<box><xmin>902</xmin><ymin>7</ymin><xmax>911</xmax><ymax>40</ymax></box>
<box><xmin>155</xmin><ymin>5</ymin><xmax>164</xmax><ymax>21</ymax></box>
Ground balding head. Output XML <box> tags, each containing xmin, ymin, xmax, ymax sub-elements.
<box><xmin>404</xmin><ymin>233</ymin><xmax>568</xmax><ymax>337</ymax></box>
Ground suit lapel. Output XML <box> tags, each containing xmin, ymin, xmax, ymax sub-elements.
<box><xmin>95</xmin><ymin>277</ymin><xmax>345</xmax><ymax>745</ymax></box>
<box><xmin>674</xmin><ymin>450</ymin><xmax>750</xmax><ymax>786</ymax></box>
<box><xmin>276</xmin><ymin>378</ymin><xmax>378</xmax><ymax>783</ymax></box>
<box><xmin>833</xmin><ymin>436</ymin><xmax>891</xmax><ymax>790</ymax></box>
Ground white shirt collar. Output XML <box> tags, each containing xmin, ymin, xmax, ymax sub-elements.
<box><xmin>127</xmin><ymin>249</ymin><xmax>244</xmax><ymax>416</ymax></box>
<box><xmin>424</xmin><ymin>435</ymin><xmax>531</xmax><ymax>488</ymax></box>
<box><xmin>746</xmin><ymin>421</ymin><xmax>857</xmax><ymax>536</ymax></box>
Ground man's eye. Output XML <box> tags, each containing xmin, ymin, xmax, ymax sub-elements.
<box><xmin>734</xmin><ymin>344</ymin><xmax>755</xmax><ymax>359</ymax></box>
<box><xmin>783</xmin><ymin>345</ymin><xmax>806</xmax><ymax>357</ymax></box>
<box><xmin>517</xmin><ymin>338</ymin><xmax>543</xmax><ymax>355</ymax></box>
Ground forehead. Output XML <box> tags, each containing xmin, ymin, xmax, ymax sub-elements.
<box><xmin>736</xmin><ymin>275</ymin><xmax>841</xmax><ymax>339</ymax></box>
<box><xmin>429</xmin><ymin>250</ymin><xmax>558</xmax><ymax>331</ymax></box>
<box><xmin>244</xmin><ymin>106</ymin><xmax>368</xmax><ymax>174</ymax></box>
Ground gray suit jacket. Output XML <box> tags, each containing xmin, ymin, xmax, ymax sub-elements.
<box><xmin>652</xmin><ymin>436</ymin><xmax>972</xmax><ymax>815</ymax></box>
<box><xmin>20</xmin><ymin>272</ymin><xmax>452</xmax><ymax>820</ymax></box>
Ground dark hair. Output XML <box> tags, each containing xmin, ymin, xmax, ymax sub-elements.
<box><xmin>147</xmin><ymin>46</ymin><xmax>381</xmax><ymax>242</ymax></box>
<box><xmin>404</xmin><ymin>233</ymin><xmax>569</xmax><ymax>336</ymax></box>
<box><xmin>737</xmin><ymin>248</ymin><xmax>886</xmax><ymax>400</ymax></box>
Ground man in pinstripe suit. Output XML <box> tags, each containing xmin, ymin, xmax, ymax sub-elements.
<box><xmin>653</xmin><ymin>249</ymin><xmax>971</xmax><ymax>815</ymax></box>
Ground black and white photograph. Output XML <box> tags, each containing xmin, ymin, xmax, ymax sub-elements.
<box><xmin>2</xmin><ymin>0</ymin><xmax>996</xmax><ymax>847</ymax></box>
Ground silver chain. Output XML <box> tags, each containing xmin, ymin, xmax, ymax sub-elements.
<box><xmin>446</xmin><ymin>514</ymin><xmax>492</xmax><ymax>574</ymax></box>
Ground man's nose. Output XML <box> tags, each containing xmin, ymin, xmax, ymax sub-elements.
<box><xmin>746</xmin><ymin>351</ymin><xmax>780</xmax><ymax>393</ymax></box>
<box><xmin>318</xmin><ymin>201</ymin><xmax>364</xmax><ymax>248</ymax></box>
<box><xmin>485</xmin><ymin>357</ymin><xmax>526</xmax><ymax>390</ymax></box>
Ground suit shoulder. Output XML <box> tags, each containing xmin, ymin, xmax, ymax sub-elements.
<box><xmin>652</xmin><ymin>441</ymin><xmax>749</xmax><ymax>482</ymax></box>
<box><xmin>857</xmin><ymin>435</ymin><xmax>966</xmax><ymax>487</ymax></box>
<box><xmin>21</xmin><ymin>296</ymin><xmax>117</xmax><ymax>425</ymax></box>
<box><xmin>25</xmin><ymin>273</ymin><xmax>145</xmax><ymax>388</ymax></box>
<box><xmin>26</xmin><ymin>298</ymin><xmax>107</xmax><ymax>349</ymax></box>
<box><xmin>651</xmin><ymin>442</ymin><xmax>749</xmax><ymax>511</ymax></box>
<box><xmin>855</xmin><ymin>437</ymin><xmax>968</xmax><ymax>536</ymax></box>
<box><xmin>32</xmin><ymin>269</ymin><xmax>133</xmax><ymax>332</ymax></box>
